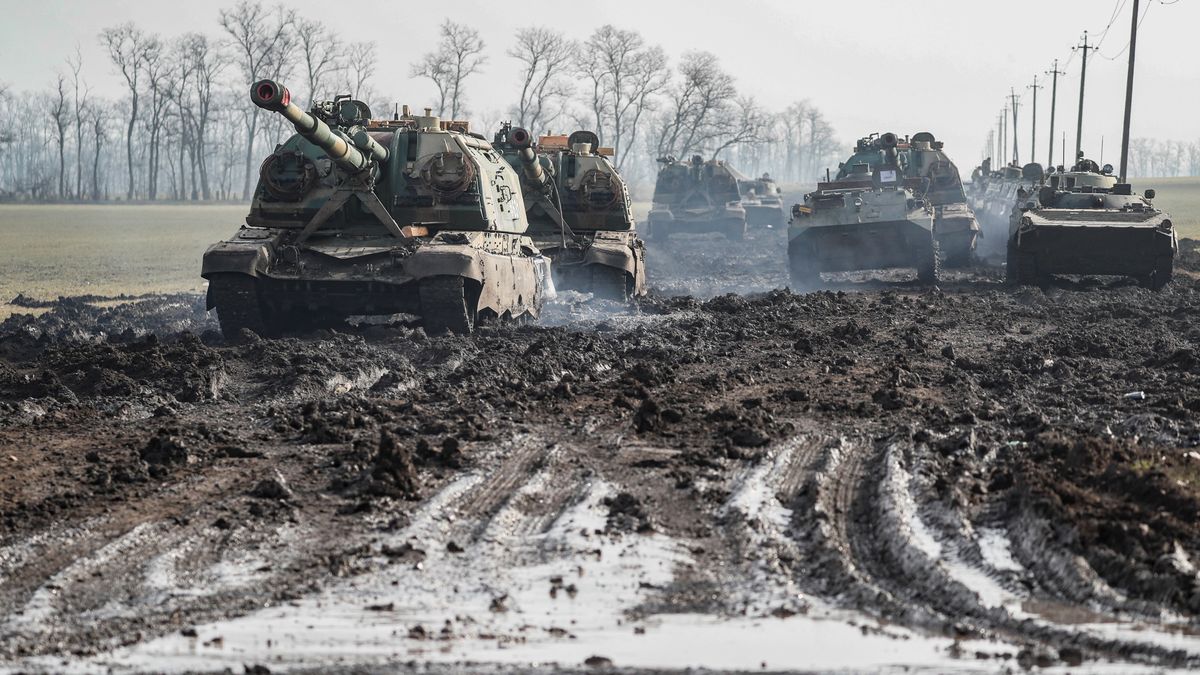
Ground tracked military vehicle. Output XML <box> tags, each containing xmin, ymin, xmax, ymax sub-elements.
<box><xmin>905</xmin><ymin>132</ymin><xmax>980</xmax><ymax>266</ymax></box>
<box><xmin>648</xmin><ymin>155</ymin><xmax>747</xmax><ymax>241</ymax></box>
<box><xmin>788</xmin><ymin>133</ymin><xmax>938</xmax><ymax>286</ymax></box>
<box><xmin>1007</xmin><ymin>155</ymin><xmax>1176</xmax><ymax>290</ymax></box>
<box><xmin>201</xmin><ymin>80</ymin><xmax>551</xmax><ymax>338</ymax></box>
<box><xmin>972</xmin><ymin>161</ymin><xmax>1045</xmax><ymax>254</ymax></box>
<box><xmin>733</xmin><ymin>169</ymin><xmax>785</xmax><ymax>226</ymax></box>
<box><xmin>492</xmin><ymin>125</ymin><xmax>646</xmax><ymax>301</ymax></box>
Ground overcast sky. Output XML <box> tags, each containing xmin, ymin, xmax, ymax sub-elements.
<box><xmin>3</xmin><ymin>0</ymin><xmax>1196</xmax><ymax>171</ymax></box>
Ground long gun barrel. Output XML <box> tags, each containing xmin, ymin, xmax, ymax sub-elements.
<box><xmin>250</xmin><ymin>79</ymin><xmax>385</xmax><ymax>173</ymax></box>
<box><xmin>509</xmin><ymin>127</ymin><xmax>548</xmax><ymax>187</ymax></box>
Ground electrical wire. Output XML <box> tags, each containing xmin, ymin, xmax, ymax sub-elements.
<box><xmin>1096</xmin><ymin>0</ymin><xmax>1154</xmax><ymax>60</ymax></box>
<box><xmin>1092</xmin><ymin>0</ymin><xmax>1129</xmax><ymax>50</ymax></box>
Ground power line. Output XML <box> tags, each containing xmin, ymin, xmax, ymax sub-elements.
<box><xmin>1098</xmin><ymin>0</ymin><xmax>1154</xmax><ymax>60</ymax></box>
<box><xmin>1092</xmin><ymin>0</ymin><xmax>1129</xmax><ymax>50</ymax></box>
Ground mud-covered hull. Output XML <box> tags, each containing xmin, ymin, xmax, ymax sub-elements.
<box><xmin>744</xmin><ymin>201</ymin><xmax>785</xmax><ymax>227</ymax></box>
<box><xmin>648</xmin><ymin>204</ymin><xmax>747</xmax><ymax>241</ymax></box>
<box><xmin>1008</xmin><ymin>224</ymin><xmax>1177</xmax><ymax>286</ymax></box>
<box><xmin>934</xmin><ymin>203</ymin><xmax>981</xmax><ymax>266</ymax></box>
<box><xmin>532</xmin><ymin>230</ymin><xmax>647</xmax><ymax>301</ymax></box>
<box><xmin>789</xmin><ymin>218</ymin><xmax>936</xmax><ymax>274</ymax></box>
<box><xmin>202</xmin><ymin>228</ymin><xmax>548</xmax><ymax>336</ymax></box>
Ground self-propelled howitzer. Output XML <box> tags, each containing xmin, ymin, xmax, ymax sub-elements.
<box><xmin>201</xmin><ymin>80</ymin><xmax>552</xmax><ymax>337</ymax></box>
<box><xmin>493</xmin><ymin>124</ymin><xmax>646</xmax><ymax>301</ymax></box>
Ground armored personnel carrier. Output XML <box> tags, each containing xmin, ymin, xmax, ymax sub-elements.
<box><xmin>733</xmin><ymin>169</ymin><xmax>785</xmax><ymax>226</ymax></box>
<box><xmin>647</xmin><ymin>155</ymin><xmax>747</xmax><ymax>241</ymax></box>
<box><xmin>202</xmin><ymin>80</ymin><xmax>551</xmax><ymax>338</ymax></box>
<box><xmin>973</xmin><ymin>161</ymin><xmax>1045</xmax><ymax>255</ymax></box>
<box><xmin>789</xmin><ymin>132</ymin><xmax>938</xmax><ymax>286</ymax></box>
<box><xmin>492</xmin><ymin>125</ymin><xmax>646</xmax><ymax>301</ymax></box>
<box><xmin>1007</xmin><ymin>156</ymin><xmax>1176</xmax><ymax>290</ymax></box>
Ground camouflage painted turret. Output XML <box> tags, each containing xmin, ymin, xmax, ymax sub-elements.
<box><xmin>201</xmin><ymin>80</ymin><xmax>552</xmax><ymax>337</ymax></box>
<box><xmin>1007</xmin><ymin>154</ymin><xmax>1176</xmax><ymax>289</ymax></box>
<box><xmin>492</xmin><ymin>124</ymin><xmax>646</xmax><ymax>301</ymax></box>
<box><xmin>789</xmin><ymin>132</ymin><xmax>938</xmax><ymax>286</ymax></box>
<box><xmin>647</xmin><ymin>155</ymin><xmax>747</xmax><ymax>241</ymax></box>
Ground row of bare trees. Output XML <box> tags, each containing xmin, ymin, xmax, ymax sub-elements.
<box><xmin>0</xmin><ymin>5</ymin><xmax>843</xmax><ymax>202</ymax></box>
<box><xmin>1127</xmin><ymin>138</ymin><xmax>1200</xmax><ymax>178</ymax></box>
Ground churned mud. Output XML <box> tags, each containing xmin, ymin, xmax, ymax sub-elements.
<box><xmin>3</xmin><ymin>229</ymin><xmax>1200</xmax><ymax>673</ymax></box>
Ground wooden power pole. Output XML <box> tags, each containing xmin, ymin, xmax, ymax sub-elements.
<box><xmin>1073</xmin><ymin>31</ymin><xmax>1096</xmax><ymax>161</ymax></box>
<box><xmin>1118</xmin><ymin>0</ymin><xmax>1141</xmax><ymax>181</ymax></box>
<box><xmin>1046</xmin><ymin>59</ymin><xmax>1066</xmax><ymax>167</ymax></box>
<box><xmin>1027</xmin><ymin>75</ymin><xmax>1042</xmax><ymax>165</ymax></box>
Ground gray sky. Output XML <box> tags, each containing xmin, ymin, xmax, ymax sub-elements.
<box><xmin>3</xmin><ymin>0</ymin><xmax>1196</xmax><ymax>169</ymax></box>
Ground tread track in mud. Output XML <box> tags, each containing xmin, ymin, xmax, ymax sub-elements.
<box><xmin>2</xmin><ymin>229</ymin><xmax>1200</xmax><ymax>672</ymax></box>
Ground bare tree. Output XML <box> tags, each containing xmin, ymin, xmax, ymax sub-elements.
<box><xmin>411</xmin><ymin>20</ymin><xmax>486</xmax><ymax>119</ymax></box>
<box><xmin>653</xmin><ymin>51</ymin><xmax>736</xmax><ymax>160</ymax></box>
<box><xmin>67</xmin><ymin>47</ymin><xmax>90</xmax><ymax>199</ymax></box>
<box><xmin>344</xmin><ymin>41</ymin><xmax>376</xmax><ymax>101</ymax></box>
<box><xmin>220</xmin><ymin>0</ymin><xmax>296</xmax><ymax>200</ymax></box>
<box><xmin>708</xmin><ymin>96</ymin><xmax>770</xmax><ymax>159</ymax></box>
<box><xmin>142</xmin><ymin>39</ymin><xmax>169</xmax><ymax>200</ymax></box>
<box><xmin>508</xmin><ymin>27</ymin><xmax>576</xmax><ymax>133</ymax></box>
<box><xmin>50</xmin><ymin>75</ymin><xmax>72</xmax><ymax>198</ymax></box>
<box><xmin>89</xmin><ymin>103</ymin><xmax>110</xmax><ymax>200</ymax></box>
<box><xmin>177</xmin><ymin>33</ymin><xmax>226</xmax><ymax>200</ymax></box>
<box><xmin>296</xmin><ymin>17</ymin><xmax>342</xmax><ymax>105</ymax></box>
<box><xmin>578</xmin><ymin>26</ymin><xmax>668</xmax><ymax>169</ymax></box>
<box><xmin>100</xmin><ymin>23</ymin><xmax>154</xmax><ymax>199</ymax></box>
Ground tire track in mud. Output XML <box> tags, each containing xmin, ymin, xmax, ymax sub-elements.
<box><xmin>819</xmin><ymin>437</ymin><xmax>1200</xmax><ymax>667</ymax></box>
<box><xmin>105</xmin><ymin>433</ymin><xmax>689</xmax><ymax>670</ymax></box>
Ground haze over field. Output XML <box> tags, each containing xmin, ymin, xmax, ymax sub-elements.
<box><xmin>3</xmin><ymin>0</ymin><xmax>1198</xmax><ymax>169</ymax></box>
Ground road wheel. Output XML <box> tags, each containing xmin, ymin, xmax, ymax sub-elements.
<box><xmin>1005</xmin><ymin>240</ymin><xmax>1022</xmax><ymax>284</ymax></box>
<box><xmin>208</xmin><ymin>274</ymin><xmax>270</xmax><ymax>341</ymax></box>
<box><xmin>1007</xmin><ymin>241</ymin><xmax>1040</xmax><ymax>286</ymax></box>
<box><xmin>917</xmin><ymin>236</ymin><xmax>941</xmax><ymax>284</ymax></box>
<box><xmin>1147</xmin><ymin>255</ymin><xmax>1174</xmax><ymax>291</ymax></box>
<box><xmin>592</xmin><ymin>267</ymin><xmax>629</xmax><ymax>302</ymax></box>
<box><xmin>420</xmin><ymin>276</ymin><xmax>476</xmax><ymax>335</ymax></box>
<box><xmin>788</xmin><ymin>242</ymin><xmax>821</xmax><ymax>289</ymax></box>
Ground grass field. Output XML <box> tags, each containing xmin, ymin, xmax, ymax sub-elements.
<box><xmin>1139</xmin><ymin>176</ymin><xmax>1200</xmax><ymax>237</ymax></box>
<box><xmin>0</xmin><ymin>204</ymin><xmax>243</xmax><ymax>320</ymax></box>
<box><xmin>1</xmin><ymin>178</ymin><xmax>1198</xmax><ymax>320</ymax></box>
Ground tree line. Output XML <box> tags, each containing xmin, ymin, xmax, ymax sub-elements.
<box><xmin>0</xmin><ymin>1</ymin><xmax>844</xmax><ymax>202</ymax></box>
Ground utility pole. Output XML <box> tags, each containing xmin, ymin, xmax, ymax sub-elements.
<box><xmin>1046</xmin><ymin>59</ymin><xmax>1066</xmax><ymax>167</ymax></box>
<box><xmin>1010</xmin><ymin>88</ymin><xmax>1021</xmax><ymax>165</ymax></box>
<box><xmin>997</xmin><ymin>113</ymin><xmax>1004</xmax><ymax>165</ymax></box>
<box><xmin>1027</xmin><ymin>75</ymin><xmax>1042</xmax><ymax>165</ymax></box>
<box><xmin>1002</xmin><ymin>102</ymin><xmax>1008</xmax><ymax>167</ymax></box>
<box><xmin>1073</xmin><ymin>30</ymin><xmax>1096</xmax><ymax>161</ymax></box>
<box><xmin>1119</xmin><ymin>0</ymin><xmax>1140</xmax><ymax>181</ymax></box>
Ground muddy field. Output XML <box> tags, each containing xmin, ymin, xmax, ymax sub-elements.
<box><xmin>3</xmin><ymin>226</ymin><xmax>1200</xmax><ymax>673</ymax></box>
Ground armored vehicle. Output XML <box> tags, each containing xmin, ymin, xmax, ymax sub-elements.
<box><xmin>733</xmin><ymin>169</ymin><xmax>785</xmax><ymax>226</ymax></box>
<box><xmin>1007</xmin><ymin>156</ymin><xmax>1176</xmax><ymax>290</ymax></box>
<box><xmin>647</xmin><ymin>155</ymin><xmax>747</xmax><ymax>241</ymax></box>
<box><xmin>202</xmin><ymin>80</ymin><xmax>551</xmax><ymax>338</ymax></box>
<box><xmin>972</xmin><ymin>161</ymin><xmax>1045</xmax><ymax>255</ymax></box>
<box><xmin>492</xmin><ymin>125</ymin><xmax>646</xmax><ymax>301</ymax></box>
<box><xmin>904</xmin><ymin>132</ymin><xmax>980</xmax><ymax>266</ymax></box>
<box><xmin>789</xmin><ymin>133</ymin><xmax>938</xmax><ymax>286</ymax></box>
